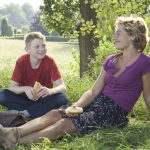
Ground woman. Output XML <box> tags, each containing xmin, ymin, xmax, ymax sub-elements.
<box><xmin>1</xmin><ymin>16</ymin><xmax>150</xmax><ymax>149</ymax></box>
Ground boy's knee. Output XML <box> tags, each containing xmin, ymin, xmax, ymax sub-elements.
<box><xmin>0</xmin><ymin>89</ymin><xmax>12</xmax><ymax>104</ymax></box>
<box><xmin>59</xmin><ymin>92</ymin><xmax>69</xmax><ymax>103</ymax></box>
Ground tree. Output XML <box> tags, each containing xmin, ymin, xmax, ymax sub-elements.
<box><xmin>78</xmin><ymin>0</ymin><xmax>99</xmax><ymax>76</ymax></box>
<box><xmin>40</xmin><ymin>0</ymin><xmax>99</xmax><ymax>77</ymax></box>
<box><xmin>30</xmin><ymin>12</ymin><xmax>49</xmax><ymax>36</ymax></box>
<box><xmin>13</xmin><ymin>27</ymin><xmax>17</xmax><ymax>34</ymax></box>
<box><xmin>7</xmin><ymin>24</ymin><xmax>14</xmax><ymax>36</ymax></box>
<box><xmin>40</xmin><ymin>0</ymin><xmax>150</xmax><ymax>77</ymax></box>
<box><xmin>1</xmin><ymin>16</ymin><xmax>9</xmax><ymax>36</ymax></box>
<box><xmin>0</xmin><ymin>3</ymin><xmax>26</xmax><ymax>19</ymax></box>
<box><xmin>22</xmin><ymin>3</ymin><xmax>35</xmax><ymax>21</ymax></box>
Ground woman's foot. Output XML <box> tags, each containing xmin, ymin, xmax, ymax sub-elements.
<box><xmin>5</xmin><ymin>128</ymin><xmax>19</xmax><ymax>144</ymax></box>
<box><xmin>0</xmin><ymin>125</ymin><xmax>20</xmax><ymax>149</ymax></box>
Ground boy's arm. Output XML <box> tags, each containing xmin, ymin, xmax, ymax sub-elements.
<box><xmin>10</xmin><ymin>80</ymin><xmax>35</xmax><ymax>100</ymax></box>
<box><xmin>37</xmin><ymin>78</ymin><xmax>66</xmax><ymax>98</ymax></box>
<box><xmin>47</xmin><ymin>78</ymin><xmax>66</xmax><ymax>95</ymax></box>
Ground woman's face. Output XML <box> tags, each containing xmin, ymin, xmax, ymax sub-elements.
<box><xmin>113</xmin><ymin>26</ymin><xmax>133</xmax><ymax>51</ymax></box>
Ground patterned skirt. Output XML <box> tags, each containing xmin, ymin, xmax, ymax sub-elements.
<box><xmin>57</xmin><ymin>93</ymin><xmax>129</xmax><ymax>134</ymax></box>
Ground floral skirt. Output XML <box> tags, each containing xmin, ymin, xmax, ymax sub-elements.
<box><xmin>57</xmin><ymin>93</ymin><xmax>129</xmax><ymax>134</ymax></box>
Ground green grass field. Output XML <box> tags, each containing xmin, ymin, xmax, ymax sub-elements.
<box><xmin>0</xmin><ymin>39</ymin><xmax>150</xmax><ymax>150</ymax></box>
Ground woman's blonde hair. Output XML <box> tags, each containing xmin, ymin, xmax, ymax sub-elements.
<box><xmin>115</xmin><ymin>17</ymin><xmax>149</xmax><ymax>52</ymax></box>
<box><xmin>24</xmin><ymin>32</ymin><xmax>45</xmax><ymax>48</ymax></box>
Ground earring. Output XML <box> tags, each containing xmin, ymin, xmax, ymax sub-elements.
<box><xmin>132</xmin><ymin>41</ymin><xmax>134</xmax><ymax>44</ymax></box>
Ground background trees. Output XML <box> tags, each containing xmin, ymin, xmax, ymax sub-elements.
<box><xmin>30</xmin><ymin>11</ymin><xmax>49</xmax><ymax>35</ymax></box>
<box><xmin>1</xmin><ymin>16</ymin><xmax>13</xmax><ymax>36</ymax></box>
<box><xmin>0</xmin><ymin>3</ymin><xmax>26</xmax><ymax>19</ymax></box>
<box><xmin>21</xmin><ymin>3</ymin><xmax>35</xmax><ymax>21</ymax></box>
<box><xmin>1</xmin><ymin>16</ymin><xmax>9</xmax><ymax>36</ymax></box>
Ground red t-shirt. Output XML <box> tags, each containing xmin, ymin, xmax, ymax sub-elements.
<box><xmin>11</xmin><ymin>54</ymin><xmax>62</xmax><ymax>88</ymax></box>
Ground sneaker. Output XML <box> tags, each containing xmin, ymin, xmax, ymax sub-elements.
<box><xmin>1</xmin><ymin>110</ymin><xmax>20</xmax><ymax>114</ymax></box>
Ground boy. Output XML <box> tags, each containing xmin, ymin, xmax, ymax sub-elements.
<box><xmin>0</xmin><ymin>32</ymin><xmax>69</xmax><ymax>118</ymax></box>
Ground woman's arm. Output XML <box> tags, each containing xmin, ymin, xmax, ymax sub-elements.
<box><xmin>142</xmin><ymin>72</ymin><xmax>150</xmax><ymax>111</ymax></box>
<box><xmin>74</xmin><ymin>67</ymin><xmax>106</xmax><ymax>108</ymax></box>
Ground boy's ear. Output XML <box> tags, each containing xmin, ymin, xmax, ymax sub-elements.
<box><xmin>25</xmin><ymin>47</ymin><xmax>30</xmax><ymax>53</ymax></box>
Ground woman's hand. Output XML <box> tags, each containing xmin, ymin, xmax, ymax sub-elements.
<box><xmin>66</xmin><ymin>105</ymin><xmax>80</xmax><ymax>117</ymax></box>
<box><xmin>67</xmin><ymin>113</ymin><xmax>79</xmax><ymax>117</ymax></box>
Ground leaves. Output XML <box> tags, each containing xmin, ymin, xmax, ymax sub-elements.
<box><xmin>40</xmin><ymin>0</ymin><xmax>79</xmax><ymax>36</ymax></box>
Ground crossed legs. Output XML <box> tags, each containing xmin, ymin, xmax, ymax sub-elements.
<box><xmin>2</xmin><ymin>110</ymin><xmax>77</xmax><ymax>146</ymax></box>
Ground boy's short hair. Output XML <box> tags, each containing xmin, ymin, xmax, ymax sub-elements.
<box><xmin>24</xmin><ymin>32</ymin><xmax>45</xmax><ymax>48</ymax></box>
<box><xmin>115</xmin><ymin>17</ymin><xmax>149</xmax><ymax>52</ymax></box>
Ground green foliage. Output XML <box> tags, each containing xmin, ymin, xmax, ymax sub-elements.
<box><xmin>45</xmin><ymin>36</ymin><xmax>69</xmax><ymax>42</ymax></box>
<box><xmin>40</xmin><ymin>0</ymin><xmax>79</xmax><ymax>36</ymax></box>
<box><xmin>21</xmin><ymin>25</ymin><xmax>30</xmax><ymax>34</ymax></box>
<box><xmin>0</xmin><ymin>55</ymin><xmax>16</xmax><ymax>89</ymax></box>
<box><xmin>51</xmin><ymin>30</ymin><xmax>59</xmax><ymax>37</ymax></box>
<box><xmin>13</xmin><ymin>27</ymin><xmax>17</xmax><ymax>34</ymax></box>
<box><xmin>88</xmin><ymin>37</ymin><xmax>119</xmax><ymax>79</ymax></box>
<box><xmin>40</xmin><ymin>0</ymin><xmax>150</xmax><ymax>40</ymax></box>
<box><xmin>64</xmin><ymin>73</ymin><xmax>95</xmax><ymax>103</ymax></box>
<box><xmin>83</xmin><ymin>0</ymin><xmax>150</xmax><ymax>40</ymax></box>
<box><xmin>69</xmin><ymin>48</ymin><xmax>80</xmax><ymax>76</ymax></box>
<box><xmin>7</xmin><ymin>24</ymin><xmax>14</xmax><ymax>37</ymax></box>
<box><xmin>1</xmin><ymin>16</ymin><xmax>9</xmax><ymax>36</ymax></box>
<box><xmin>17</xmin><ymin>29</ymin><xmax>22</xmax><ymax>34</ymax></box>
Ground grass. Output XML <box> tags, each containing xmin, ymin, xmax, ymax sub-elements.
<box><xmin>0</xmin><ymin>39</ymin><xmax>150</xmax><ymax>150</ymax></box>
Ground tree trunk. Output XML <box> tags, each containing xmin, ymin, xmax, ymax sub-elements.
<box><xmin>79</xmin><ymin>0</ymin><xmax>99</xmax><ymax>78</ymax></box>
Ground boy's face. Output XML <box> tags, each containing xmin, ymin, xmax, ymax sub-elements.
<box><xmin>25</xmin><ymin>38</ymin><xmax>47</xmax><ymax>60</ymax></box>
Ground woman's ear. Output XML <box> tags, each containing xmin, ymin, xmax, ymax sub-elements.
<box><xmin>131</xmin><ymin>35</ymin><xmax>136</xmax><ymax>41</ymax></box>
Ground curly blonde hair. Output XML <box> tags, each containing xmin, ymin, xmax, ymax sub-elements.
<box><xmin>24</xmin><ymin>32</ymin><xmax>45</xmax><ymax>48</ymax></box>
<box><xmin>115</xmin><ymin>17</ymin><xmax>149</xmax><ymax>52</ymax></box>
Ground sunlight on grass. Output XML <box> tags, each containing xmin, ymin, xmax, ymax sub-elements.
<box><xmin>0</xmin><ymin>39</ymin><xmax>79</xmax><ymax>76</ymax></box>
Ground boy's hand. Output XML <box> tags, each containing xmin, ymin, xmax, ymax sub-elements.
<box><xmin>37</xmin><ymin>87</ymin><xmax>53</xmax><ymax>98</ymax></box>
<box><xmin>25</xmin><ymin>87</ymin><xmax>36</xmax><ymax>100</ymax></box>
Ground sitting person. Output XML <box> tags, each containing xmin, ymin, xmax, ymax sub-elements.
<box><xmin>0</xmin><ymin>16</ymin><xmax>150</xmax><ymax>149</ymax></box>
<box><xmin>0</xmin><ymin>32</ymin><xmax>69</xmax><ymax>118</ymax></box>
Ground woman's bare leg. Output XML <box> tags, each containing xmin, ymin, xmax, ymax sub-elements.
<box><xmin>4</xmin><ymin>110</ymin><xmax>62</xmax><ymax>144</ymax></box>
<box><xmin>19</xmin><ymin>118</ymin><xmax>77</xmax><ymax>144</ymax></box>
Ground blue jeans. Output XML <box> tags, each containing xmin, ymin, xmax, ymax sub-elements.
<box><xmin>0</xmin><ymin>89</ymin><xmax>69</xmax><ymax>118</ymax></box>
